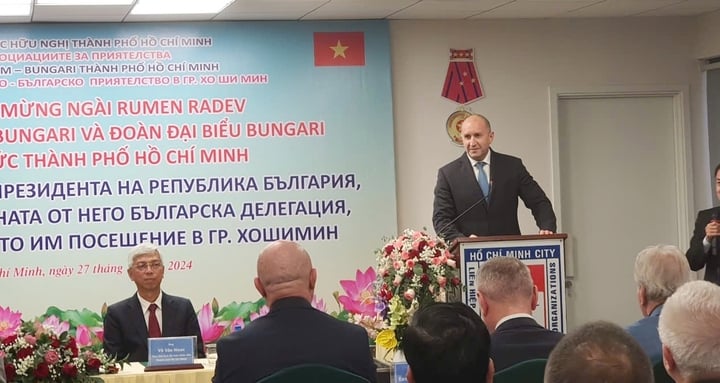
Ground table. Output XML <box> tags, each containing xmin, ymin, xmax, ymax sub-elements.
<box><xmin>100</xmin><ymin>359</ymin><xmax>391</xmax><ymax>383</ymax></box>
<box><xmin>100</xmin><ymin>360</ymin><xmax>214</xmax><ymax>383</ymax></box>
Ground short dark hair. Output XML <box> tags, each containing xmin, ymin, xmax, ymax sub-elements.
<box><xmin>402</xmin><ymin>302</ymin><xmax>491</xmax><ymax>383</ymax></box>
<box><xmin>715</xmin><ymin>163</ymin><xmax>720</xmax><ymax>178</ymax></box>
<box><xmin>544</xmin><ymin>320</ymin><xmax>653</xmax><ymax>383</ymax></box>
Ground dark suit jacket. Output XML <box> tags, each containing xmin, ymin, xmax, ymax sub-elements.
<box><xmin>212</xmin><ymin>297</ymin><xmax>377</xmax><ymax>383</ymax></box>
<box><xmin>103</xmin><ymin>292</ymin><xmax>205</xmax><ymax>362</ymax></box>
<box><xmin>686</xmin><ymin>207</ymin><xmax>720</xmax><ymax>284</ymax></box>
<box><xmin>433</xmin><ymin>150</ymin><xmax>556</xmax><ymax>241</ymax></box>
<box><xmin>491</xmin><ymin>317</ymin><xmax>564</xmax><ymax>372</ymax></box>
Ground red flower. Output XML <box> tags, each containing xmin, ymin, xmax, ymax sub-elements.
<box><xmin>51</xmin><ymin>338</ymin><xmax>61</xmax><ymax>348</ymax></box>
<box><xmin>451</xmin><ymin>277</ymin><xmax>461</xmax><ymax>286</ymax></box>
<box><xmin>86</xmin><ymin>357</ymin><xmax>102</xmax><ymax>371</ymax></box>
<box><xmin>34</xmin><ymin>362</ymin><xmax>50</xmax><ymax>379</ymax></box>
<box><xmin>383</xmin><ymin>244</ymin><xmax>394</xmax><ymax>255</ymax></box>
<box><xmin>66</xmin><ymin>337</ymin><xmax>79</xmax><ymax>357</ymax></box>
<box><xmin>2</xmin><ymin>334</ymin><xmax>17</xmax><ymax>346</ymax></box>
<box><xmin>408</xmin><ymin>249</ymin><xmax>419</xmax><ymax>259</ymax></box>
<box><xmin>16</xmin><ymin>346</ymin><xmax>34</xmax><ymax>359</ymax></box>
<box><xmin>404</xmin><ymin>269</ymin><xmax>414</xmax><ymax>278</ymax></box>
<box><xmin>5</xmin><ymin>363</ymin><xmax>16</xmax><ymax>381</ymax></box>
<box><xmin>420</xmin><ymin>274</ymin><xmax>430</xmax><ymax>285</ymax></box>
<box><xmin>62</xmin><ymin>363</ymin><xmax>79</xmax><ymax>377</ymax></box>
<box><xmin>417</xmin><ymin>240</ymin><xmax>428</xmax><ymax>252</ymax></box>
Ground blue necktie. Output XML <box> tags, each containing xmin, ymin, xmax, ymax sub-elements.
<box><xmin>476</xmin><ymin>161</ymin><xmax>490</xmax><ymax>199</ymax></box>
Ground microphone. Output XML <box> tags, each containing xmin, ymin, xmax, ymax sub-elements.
<box><xmin>712</xmin><ymin>211</ymin><xmax>718</xmax><ymax>257</ymax></box>
<box><xmin>437</xmin><ymin>180</ymin><xmax>492</xmax><ymax>241</ymax></box>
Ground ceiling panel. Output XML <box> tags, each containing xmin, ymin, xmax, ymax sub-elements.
<box><xmin>32</xmin><ymin>4</ymin><xmax>132</xmax><ymax>22</ymax></box>
<box><xmin>566</xmin><ymin>0</ymin><xmax>689</xmax><ymax>17</ymax></box>
<box><xmin>472</xmin><ymin>0</ymin><xmax>599</xmax><ymax>18</ymax></box>
<box><xmin>216</xmin><ymin>0</ymin><xmax>326</xmax><ymax>20</ymax></box>
<box><xmin>1</xmin><ymin>0</ymin><xmax>719</xmax><ymax>23</ymax></box>
<box><xmin>638</xmin><ymin>0</ymin><xmax>720</xmax><ymax>16</ymax></box>
<box><xmin>302</xmin><ymin>0</ymin><xmax>418</xmax><ymax>19</ymax></box>
<box><xmin>124</xmin><ymin>13</ymin><xmax>216</xmax><ymax>21</ymax></box>
<box><xmin>389</xmin><ymin>0</ymin><xmax>512</xmax><ymax>19</ymax></box>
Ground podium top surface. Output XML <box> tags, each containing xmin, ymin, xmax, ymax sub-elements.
<box><xmin>449</xmin><ymin>233</ymin><xmax>567</xmax><ymax>253</ymax></box>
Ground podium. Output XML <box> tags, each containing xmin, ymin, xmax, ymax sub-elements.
<box><xmin>449</xmin><ymin>234</ymin><xmax>568</xmax><ymax>333</ymax></box>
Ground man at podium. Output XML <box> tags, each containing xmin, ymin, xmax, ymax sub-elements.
<box><xmin>432</xmin><ymin>114</ymin><xmax>556</xmax><ymax>241</ymax></box>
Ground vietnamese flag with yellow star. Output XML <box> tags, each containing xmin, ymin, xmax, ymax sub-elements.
<box><xmin>313</xmin><ymin>32</ymin><xmax>365</xmax><ymax>66</ymax></box>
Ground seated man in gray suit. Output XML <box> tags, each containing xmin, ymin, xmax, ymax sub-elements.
<box><xmin>545</xmin><ymin>321</ymin><xmax>653</xmax><ymax>383</ymax></box>
<box><xmin>659</xmin><ymin>280</ymin><xmax>720</xmax><ymax>383</ymax></box>
<box><xmin>626</xmin><ymin>244</ymin><xmax>690</xmax><ymax>364</ymax></box>
<box><xmin>476</xmin><ymin>256</ymin><xmax>563</xmax><ymax>371</ymax></box>
<box><xmin>103</xmin><ymin>243</ymin><xmax>204</xmax><ymax>362</ymax></box>
<box><xmin>212</xmin><ymin>240</ymin><xmax>376</xmax><ymax>383</ymax></box>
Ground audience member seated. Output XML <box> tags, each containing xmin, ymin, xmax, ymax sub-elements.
<box><xmin>544</xmin><ymin>320</ymin><xmax>653</xmax><ymax>383</ymax></box>
<box><xmin>658</xmin><ymin>280</ymin><xmax>720</xmax><ymax>383</ymax></box>
<box><xmin>476</xmin><ymin>256</ymin><xmax>563</xmax><ymax>371</ymax></box>
<box><xmin>212</xmin><ymin>240</ymin><xmax>376</xmax><ymax>383</ymax></box>
<box><xmin>402</xmin><ymin>302</ymin><xmax>493</xmax><ymax>383</ymax></box>
<box><xmin>626</xmin><ymin>244</ymin><xmax>691</xmax><ymax>364</ymax></box>
<box><xmin>103</xmin><ymin>243</ymin><xmax>204</xmax><ymax>362</ymax></box>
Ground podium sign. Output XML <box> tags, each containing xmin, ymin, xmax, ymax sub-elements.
<box><xmin>457</xmin><ymin>235</ymin><xmax>567</xmax><ymax>333</ymax></box>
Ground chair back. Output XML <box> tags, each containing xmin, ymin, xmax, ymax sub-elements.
<box><xmin>257</xmin><ymin>363</ymin><xmax>371</xmax><ymax>383</ymax></box>
<box><xmin>494</xmin><ymin>358</ymin><xmax>547</xmax><ymax>383</ymax></box>
<box><xmin>653</xmin><ymin>361</ymin><xmax>673</xmax><ymax>383</ymax></box>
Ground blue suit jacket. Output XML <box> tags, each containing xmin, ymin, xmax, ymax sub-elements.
<box><xmin>103</xmin><ymin>292</ymin><xmax>205</xmax><ymax>362</ymax></box>
<box><xmin>626</xmin><ymin>305</ymin><xmax>663</xmax><ymax>364</ymax></box>
<box><xmin>491</xmin><ymin>317</ymin><xmax>564</xmax><ymax>372</ymax></box>
<box><xmin>432</xmin><ymin>150</ymin><xmax>556</xmax><ymax>241</ymax></box>
<box><xmin>213</xmin><ymin>297</ymin><xmax>377</xmax><ymax>383</ymax></box>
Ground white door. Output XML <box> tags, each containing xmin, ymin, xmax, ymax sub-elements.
<box><xmin>556</xmin><ymin>94</ymin><xmax>688</xmax><ymax>328</ymax></box>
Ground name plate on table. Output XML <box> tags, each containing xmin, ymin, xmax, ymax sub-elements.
<box><xmin>393</xmin><ymin>361</ymin><xmax>409</xmax><ymax>383</ymax></box>
<box><xmin>147</xmin><ymin>336</ymin><xmax>199</xmax><ymax>370</ymax></box>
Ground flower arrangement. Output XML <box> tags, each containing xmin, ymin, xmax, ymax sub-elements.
<box><xmin>0</xmin><ymin>306</ymin><xmax>121</xmax><ymax>383</ymax></box>
<box><xmin>336</xmin><ymin>229</ymin><xmax>461</xmax><ymax>358</ymax></box>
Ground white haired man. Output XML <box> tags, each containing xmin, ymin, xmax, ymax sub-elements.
<box><xmin>626</xmin><ymin>244</ymin><xmax>691</xmax><ymax>364</ymax></box>
<box><xmin>658</xmin><ymin>280</ymin><xmax>720</xmax><ymax>383</ymax></box>
<box><xmin>103</xmin><ymin>243</ymin><xmax>204</xmax><ymax>362</ymax></box>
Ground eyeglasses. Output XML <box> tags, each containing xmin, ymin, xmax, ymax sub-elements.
<box><xmin>133</xmin><ymin>262</ymin><xmax>163</xmax><ymax>271</ymax></box>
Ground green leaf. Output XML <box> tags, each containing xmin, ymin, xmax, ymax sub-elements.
<box><xmin>215</xmin><ymin>298</ymin><xmax>266</xmax><ymax>321</ymax></box>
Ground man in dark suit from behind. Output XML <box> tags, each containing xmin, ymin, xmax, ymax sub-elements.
<box><xmin>544</xmin><ymin>321</ymin><xmax>653</xmax><ymax>383</ymax></box>
<box><xmin>103</xmin><ymin>243</ymin><xmax>205</xmax><ymax>362</ymax></box>
<box><xmin>477</xmin><ymin>256</ymin><xmax>563</xmax><ymax>371</ymax></box>
<box><xmin>432</xmin><ymin>113</ymin><xmax>556</xmax><ymax>241</ymax></box>
<box><xmin>212</xmin><ymin>240</ymin><xmax>377</xmax><ymax>383</ymax></box>
<box><xmin>402</xmin><ymin>302</ymin><xmax>494</xmax><ymax>383</ymax></box>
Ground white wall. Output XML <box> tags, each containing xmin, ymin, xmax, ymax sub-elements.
<box><xmin>695</xmin><ymin>9</ymin><xmax>720</xmax><ymax>59</ymax></box>
<box><xmin>692</xmin><ymin>9</ymin><xmax>720</xmax><ymax>213</ymax></box>
<box><xmin>390</xmin><ymin>17</ymin><xmax>703</xmax><ymax>236</ymax></box>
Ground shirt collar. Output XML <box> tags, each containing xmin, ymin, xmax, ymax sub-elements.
<box><xmin>137</xmin><ymin>291</ymin><xmax>163</xmax><ymax>312</ymax></box>
<box><xmin>650</xmin><ymin>304</ymin><xmax>663</xmax><ymax>317</ymax></box>
<box><xmin>467</xmin><ymin>150</ymin><xmax>491</xmax><ymax>167</ymax></box>
<box><xmin>495</xmin><ymin>313</ymin><xmax>535</xmax><ymax>330</ymax></box>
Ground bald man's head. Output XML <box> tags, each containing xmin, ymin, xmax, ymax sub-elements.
<box><xmin>254</xmin><ymin>240</ymin><xmax>317</xmax><ymax>306</ymax></box>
